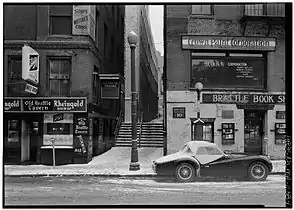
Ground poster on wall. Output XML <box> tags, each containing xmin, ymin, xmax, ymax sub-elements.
<box><xmin>22</xmin><ymin>45</ymin><xmax>39</xmax><ymax>85</ymax></box>
<box><xmin>72</xmin><ymin>5</ymin><xmax>96</xmax><ymax>41</ymax></box>
<box><xmin>73</xmin><ymin>113</ymin><xmax>89</xmax><ymax>155</ymax></box>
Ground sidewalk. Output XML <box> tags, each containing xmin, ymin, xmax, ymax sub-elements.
<box><xmin>4</xmin><ymin>147</ymin><xmax>285</xmax><ymax>177</ymax></box>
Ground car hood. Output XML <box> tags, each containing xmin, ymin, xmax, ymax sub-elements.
<box><xmin>154</xmin><ymin>152</ymin><xmax>190</xmax><ymax>164</ymax></box>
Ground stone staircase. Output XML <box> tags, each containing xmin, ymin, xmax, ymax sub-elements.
<box><xmin>115</xmin><ymin>122</ymin><xmax>164</xmax><ymax>147</ymax></box>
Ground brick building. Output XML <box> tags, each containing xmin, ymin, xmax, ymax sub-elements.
<box><xmin>124</xmin><ymin>5</ymin><xmax>159</xmax><ymax>122</ymax></box>
<box><xmin>165</xmin><ymin>4</ymin><xmax>286</xmax><ymax>159</ymax></box>
<box><xmin>4</xmin><ymin>4</ymin><xmax>125</xmax><ymax>165</ymax></box>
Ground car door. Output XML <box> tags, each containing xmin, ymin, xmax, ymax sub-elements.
<box><xmin>195</xmin><ymin>146</ymin><xmax>227</xmax><ymax>177</ymax></box>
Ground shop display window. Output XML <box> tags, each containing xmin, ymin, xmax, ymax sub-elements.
<box><xmin>275</xmin><ymin>123</ymin><xmax>286</xmax><ymax>144</ymax></box>
<box><xmin>221</xmin><ymin>123</ymin><xmax>235</xmax><ymax>145</ymax></box>
<box><xmin>7</xmin><ymin>120</ymin><xmax>20</xmax><ymax>143</ymax></box>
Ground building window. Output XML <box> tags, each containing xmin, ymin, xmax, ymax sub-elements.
<box><xmin>192</xmin><ymin>5</ymin><xmax>212</xmax><ymax>15</ymax></box>
<box><xmin>48</xmin><ymin>57</ymin><xmax>71</xmax><ymax>96</ymax></box>
<box><xmin>49</xmin><ymin>5</ymin><xmax>72</xmax><ymax>35</ymax></box>
<box><xmin>92</xmin><ymin>66</ymin><xmax>100</xmax><ymax>102</ymax></box>
<box><xmin>7</xmin><ymin>56</ymin><xmax>22</xmax><ymax>96</ymax></box>
<box><xmin>191</xmin><ymin>52</ymin><xmax>266</xmax><ymax>89</ymax></box>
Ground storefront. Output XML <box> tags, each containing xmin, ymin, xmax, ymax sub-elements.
<box><xmin>166</xmin><ymin>35</ymin><xmax>286</xmax><ymax>159</ymax></box>
<box><xmin>4</xmin><ymin>97</ymin><xmax>94</xmax><ymax>165</ymax></box>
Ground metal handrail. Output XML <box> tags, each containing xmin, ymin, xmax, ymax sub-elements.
<box><xmin>114</xmin><ymin>111</ymin><xmax>123</xmax><ymax>145</ymax></box>
<box><xmin>138</xmin><ymin>112</ymin><xmax>144</xmax><ymax>148</ymax></box>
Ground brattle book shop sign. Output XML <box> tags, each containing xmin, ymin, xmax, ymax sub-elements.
<box><xmin>202</xmin><ymin>93</ymin><xmax>285</xmax><ymax>105</ymax></box>
<box><xmin>182</xmin><ymin>36</ymin><xmax>276</xmax><ymax>51</ymax></box>
<box><xmin>4</xmin><ymin>97</ymin><xmax>87</xmax><ymax>112</ymax></box>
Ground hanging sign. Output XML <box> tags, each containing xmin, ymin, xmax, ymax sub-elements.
<box><xmin>24</xmin><ymin>82</ymin><xmax>38</xmax><ymax>95</ymax></box>
<box><xmin>73</xmin><ymin>113</ymin><xmax>89</xmax><ymax>155</ymax></box>
<box><xmin>72</xmin><ymin>5</ymin><xmax>96</xmax><ymax>41</ymax></box>
<box><xmin>101</xmin><ymin>80</ymin><xmax>120</xmax><ymax>99</ymax></box>
<box><xmin>22</xmin><ymin>45</ymin><xmax>39</xmax><ymax>85</ymax></box>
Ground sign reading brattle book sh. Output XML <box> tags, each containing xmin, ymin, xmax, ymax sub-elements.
<box><xmin>72</xmin><ymin>5</ymin><xmax>96</xmax><ymax>41</ymax></box>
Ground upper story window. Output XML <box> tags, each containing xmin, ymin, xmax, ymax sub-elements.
<box><xmin>191</xmin><ymin>5</ymin><xmax>212</xmax><ymax>15</ymax></box>
<box><xmin>7</xmin><ymin>56</ymin><xmax>22</xmax><ymax>96</ymax></box>
<box><xmin>191</xmin><ymin>52</ymin><xmax>266</xmax><ymax>90</ymax></box>
<box><xmin>48</xmin><ymin>57</ymin><xmax>71</xmax><ymax>96</ymax></box>
<box><xmin>49</xmin><ymin>5</ymin><xmax>72</xmax><ymax>35</ymax></box>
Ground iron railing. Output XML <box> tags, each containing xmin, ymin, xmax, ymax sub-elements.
<box><xmin>114</xmin><ymin>111</ymin><xmax>123</xmax><ymax>146</ymax></box>
<box><xmin>245</xmin><ymin>3</ymin><xmax>285</xmax><ymax>17</ymax></box>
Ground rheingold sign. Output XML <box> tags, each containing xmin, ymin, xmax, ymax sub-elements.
<box><xmin>182</xmin><ymin>35</ymin><xmax>276</xmax><ymax>51</ymax></box>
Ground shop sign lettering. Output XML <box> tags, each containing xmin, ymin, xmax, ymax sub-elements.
<box><xmin>4</xmin><ymin>97</ymin><xmax>87</xmax><ymax>112</ymax></box>
<box><xmin>72</xmin><ymin>5</ymin><xmax>96</xmax><ymax>41</ymax></box>
<box><xmin>202</xmin><ymin>93</ymin><xmax>285</xmax><ymax>104</ymax></box>
<box><xmin>182</xmin><ymin>35</ymin><xmax>276</xmax><ymax>51</ymax></box>
<box><xmin>73</xmin><ymin>113</ymin><xmax>89</xmax><ymax>155</ymax></box>
<box><xmin>4</xmin><ymin>99</ymin><xmax>21</xmax><ymax>112</ymax></box>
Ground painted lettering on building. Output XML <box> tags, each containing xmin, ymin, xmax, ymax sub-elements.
<box><xmin>4</xmin><ymin>99</ymin><xmax>21</xmax><ymax>112</ymax></box>
<box><xmin>182</xmin><ymin>36</ymin><xmax>276</xmax><ymax>51</ymax></box>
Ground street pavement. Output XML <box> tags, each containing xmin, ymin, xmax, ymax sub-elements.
<box><xmin>4</xmin><ymin>175</ymin><xmax>286</xmax><ymax>206</ymax></box>
<box><xmin>4</xmin><ymin>147</ymin><xmax>285</xmax><ymax>177</ymax></box>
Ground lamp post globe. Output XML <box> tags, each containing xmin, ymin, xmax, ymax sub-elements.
<box><xmin>127</xmin><ymin>31</ymin><xmax>138</xmax><ymax>46</ymax></box>
<box><xmin>195</xmin><ymin>82</ymin><xmax>203</xmax><ymax>92</ymax></box>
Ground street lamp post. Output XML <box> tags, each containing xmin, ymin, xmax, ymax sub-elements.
<box><xmin>128</xmin><ymin>31</ymin><xmax>140</xmax><ymax>171</ymax></box>
<box><xmin>194</xmin><ymin>82</ymin><xmax>204</xmax><ymax>140</ymax></box>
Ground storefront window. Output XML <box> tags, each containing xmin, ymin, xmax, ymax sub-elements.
<box><xmin>191</xmin><ymin>53</ymin><xmax>265</xmax><ymax>89</ymax></box>
<box><xmin>8</xmin><ymin>120</ymin><xmax>20</xmax><ymax>143</ymax></box>
<box><xmin>192</xmin><ymin>122</ymin><xmax>214</xmax><ymax>142</ymax></box>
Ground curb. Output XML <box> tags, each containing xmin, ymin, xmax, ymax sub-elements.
<box><xmin>4</xmin><ymin>172</ymin><xmax>284</xmax><ymax>178</ymax></box>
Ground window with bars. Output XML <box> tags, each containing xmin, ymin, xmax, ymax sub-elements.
<box><xmin>191</xmin><ymin>5</ymin><xmax>212</xmax><ymax>15</ymax></box>
<box><xmin>49</xmin><ymin>5</ymin><xmax>72</xmax><ymax>35</ymax></box>
<box><xmin>48</xmin><ymin>57</ymin><xmax>71</xmax><ymax>96</ymax></box>
<box><xmin>7</xmin><ymin>56</ymin><xmax>22</xmax><ymax>96</ymax></box>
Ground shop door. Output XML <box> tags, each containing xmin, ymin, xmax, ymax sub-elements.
<box><xmin>4</xmin><ymin>119</ymin><xmax>21</xmax><ymax>164</ymax></box>
<box><xmin>29</xmin><ymin>119</ymin><xmax>43</xmax><ymax>163</ymax></box>
<box><xmin>244</xmin><ymin>110</ymin><xmax>264</xmax><ymax>155</ymax></box>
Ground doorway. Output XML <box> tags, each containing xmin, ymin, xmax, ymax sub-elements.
<box><xmin>244</xmin><ymin>110</ymin><xmax>265</xmax><ymax>155</ymax></box>
<box><xmin>28</xmin><ymin>115</ymin><xmax>43</xmax><ymax>164</ymax></box>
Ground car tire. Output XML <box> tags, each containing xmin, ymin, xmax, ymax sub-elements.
<box><xmin>247</xmin><ymin>162</ymin><xmax>269</xmax><ymax>181</ymax></box>
<box><xmin>175</xmin><ymin>163</ymin><xmax>196</xmax><ymax>183</ymax></box>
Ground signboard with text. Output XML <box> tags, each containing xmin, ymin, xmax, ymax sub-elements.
<box><xmin>101</xmin><ymin>80</ymin><xmax>120</xmax><ymax>99</ymax></box>
<box><xmin>72</xmin><ymin>5</ymin><xmax>96</xmax><ymax>41</ymax></box>
<box><xmin>182</xmin><ymin>36</ymin><xmax>276</xmax><ymax>51</ymax></box>
<box><xmin>202</xmin><ymin>93</ymin><xmax>285</xmax><ymax>105</ymax></box>
<box><xmin>4</xmin><ymin>99</ymin><xmax>21</xmax><ymax>112</ymax></box>
<box><xmin>73</xmin><ymin>113</ymin><xmax>89</xmax><ymax>155</ymax></box>
<box><xmin>172</xmin><ymin>107</ymin><xmax>186</xmax><ymax>118</ymax></box>
<box><xmin>4</xmin><ymin>97</ymin><xmax>87</xmax><ymax>113</ymax></box>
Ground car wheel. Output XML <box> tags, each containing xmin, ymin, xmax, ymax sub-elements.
<box><xmin>175</xmin><ymin>163</ymin><xmax>196</xmax><ymax>182</ymax></box>
<box><xmin>247</xmin><ymin>162</ymin><xmax>269</xmax><ymax>181</ymax></box>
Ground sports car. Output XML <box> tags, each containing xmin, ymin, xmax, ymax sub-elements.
<box><xmin>152</xmin><ymin>141</ymin><xmax>273</xmax><ymax>182</ymax></box>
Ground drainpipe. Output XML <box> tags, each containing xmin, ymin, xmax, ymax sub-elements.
<box><xmin>163</xmin><ymin>5</ymin><xmax>167</xmax><ymax>156</ymax></box>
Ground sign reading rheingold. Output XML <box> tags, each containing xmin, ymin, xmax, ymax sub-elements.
<box><xmin>22</xmin><ymin>45</ymin><xmax>40</xmax><ymax>85</ymax></box>
<box><xmin>4</xmin><ymin>99</ymin><xmax>21</xmax><ymax>112</ymax></box>
<box><xmin>202</xmin><ymin>93</ymin><xmax>285</xmax><ymax>104</ymax></box>
<box><xmin>182</xmin><ymin>35</ymin><xmax>276</xmax><ymax>51</ymax></box>
<box><xmin>3</xmin><ymin>97</ymin><xmax>87</xmax><ymax>112</ymax></box>
<box><xmin>72</xmin><ymin>5</ymin><xmax>96</xmax><ymax>41</ymax></box>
